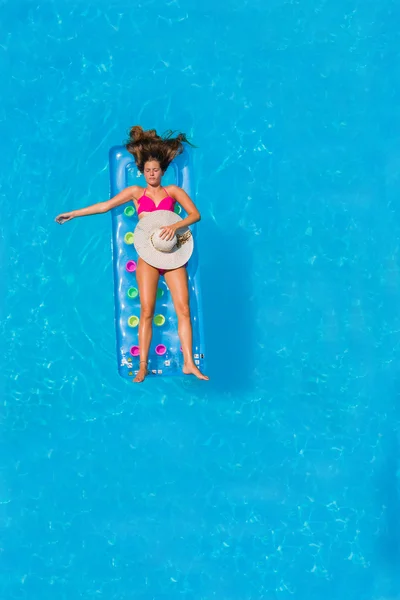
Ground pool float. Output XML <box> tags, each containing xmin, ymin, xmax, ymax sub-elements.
<box><xmin>108</xmin><ymin>144</ymin><xmax>205</xmax><ymax>378</ymax></box>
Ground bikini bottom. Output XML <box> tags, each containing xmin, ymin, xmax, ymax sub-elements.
<box><xmin>158</xmin><ymin>262</ymin><xmax>188</xmax><ymax>276</ymax></box>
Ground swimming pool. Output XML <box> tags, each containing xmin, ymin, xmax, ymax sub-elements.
<box><xmin>2</xmin><ymin>0</ymin><xmax>400</xmax><ymax>598</ymax></box>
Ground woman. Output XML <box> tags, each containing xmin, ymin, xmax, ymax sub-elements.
<box><xmin>55</xmin><ymin>126</ymin><xmax>209</xmax><ymax>383</ymax></box>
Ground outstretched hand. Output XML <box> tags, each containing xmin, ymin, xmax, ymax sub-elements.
<box><xmin>55</xmin><ymin>212</ymin><xmax>74</xmax><ymax>224</ymax></box>
<box><xmin>159</xmin><ymin>224</ymin><xmax>176</xmax><ymax>241</ymax></box>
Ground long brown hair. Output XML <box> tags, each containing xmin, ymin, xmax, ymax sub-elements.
<box><xmin>126</xmin><ymin>125</ymin><xmax>194</xmax><ymax>172</ymax></box>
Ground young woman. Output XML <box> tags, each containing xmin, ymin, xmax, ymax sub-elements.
<box><xmin>55</xmin><ymin>126</ymin><xmax>209</xmax><ymax>383</ymax></box>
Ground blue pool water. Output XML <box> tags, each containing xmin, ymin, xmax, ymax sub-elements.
<box><xmin>2</xmin><ymin>1</ymin><xmax>400</xmax><ymax>598</ymax></box>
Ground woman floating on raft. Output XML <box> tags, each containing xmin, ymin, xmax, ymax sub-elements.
<box><xmin>55</xmin><ymin>126</ymin><xmax>209</xmax><ymax>383</ymax></box>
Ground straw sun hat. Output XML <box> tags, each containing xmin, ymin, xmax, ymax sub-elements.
<box><xmin>133</xmin><ymin>210</ymin><xmax>194</xmax><ymax>270</ymax></box>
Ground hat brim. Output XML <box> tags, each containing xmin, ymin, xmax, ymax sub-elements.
<box><xmin>133</xmin><ymin>210</ymin><xmax>194</xmax><ymax>270</ymax></box>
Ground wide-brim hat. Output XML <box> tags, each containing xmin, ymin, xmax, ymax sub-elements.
<box><xmin>133</xmin><ymin>210</ymin><xmax>194</xmax><ymax>270</ymax></box>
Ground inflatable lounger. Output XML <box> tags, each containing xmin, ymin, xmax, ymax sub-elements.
<box><xmin>108</xmin><ymin>144</ymin><xmax>206</xmax><ymax>379</ymax></box>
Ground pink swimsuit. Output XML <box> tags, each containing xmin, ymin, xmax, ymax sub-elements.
<box><xmin>137</xmin><ymin>188</ymin><xmax>176</xmax><ymax>216</ymax></box>
<box><xmin>137</xmin><ymin>188</ymin><xmax>185</xmax><ymax>276</ymax></box>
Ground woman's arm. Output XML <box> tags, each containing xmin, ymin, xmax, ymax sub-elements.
<box><xmin>55</xmin><ymin>186</ymin><xmax>140</xmax><ymax>224</ymax></box>
<box><xmin>159</xmin><ymin>186</ymin><xmax>201</xmax><ymax>240</ymax></box>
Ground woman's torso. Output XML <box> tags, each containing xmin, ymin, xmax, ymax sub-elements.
<box><xmin>135</xmin><ymin>187</ymin><xmax>176</xmax><ymax>218</ymax></box>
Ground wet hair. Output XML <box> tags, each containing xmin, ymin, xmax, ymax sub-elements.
<box><xmin>126</xmin><ymin>125</ymin><xmax>194</xmax><ymax>173</ymax></box>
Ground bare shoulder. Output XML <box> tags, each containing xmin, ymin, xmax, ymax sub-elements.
<box><xmin>166</xmin><ymin>184</ymin><xmax>183</xmax><ymax>198</ymax></box>
<box><xmin>128</xmin><ymin>185</ymin><xmax>145</xmax><ymax>200</ymax></box>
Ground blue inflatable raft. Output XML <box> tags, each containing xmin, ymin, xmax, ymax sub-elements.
<box><xmin>108</xmin><ymin>144</ymin><xmax>206</xmax><ymax>379</ymax></box>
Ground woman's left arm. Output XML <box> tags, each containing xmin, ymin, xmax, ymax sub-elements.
<box><xmin>159</xmin><ymin>186</ymin><xmax>201</xmax><ymax>240</ymax></box>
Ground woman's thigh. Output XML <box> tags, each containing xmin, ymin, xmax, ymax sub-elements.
<box><xmin>136</xmin><ymin>258</ymin><xmax>159</xmax><ymax>312</ymax></box>
<box><xmin>164</xmin><ymin>266</ymin><xmax>190</xmax><ymax>314</ymax></box>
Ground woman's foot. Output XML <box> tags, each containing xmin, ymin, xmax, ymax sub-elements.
<box><xmin>183</xmin><ymin>362</ymin><xmax>209</xmax><ymax>380</ymax></box>
<box><xmin>133</xmin><ymin>362</ymin><xmax>148</xmax><ymax>383</ymax></box>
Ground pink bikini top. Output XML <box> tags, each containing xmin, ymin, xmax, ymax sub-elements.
<box><xmin>137</xmin><ymin>188</ymin><xmax>175</xmax><ymax>216</ymax></box>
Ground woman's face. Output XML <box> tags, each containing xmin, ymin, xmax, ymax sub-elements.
<box><xmin>144</xmin><ymin>160</ymin><xmax>163</xmax><ymax>186</ymax></box>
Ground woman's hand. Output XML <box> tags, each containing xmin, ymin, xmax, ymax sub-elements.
<box><xmin>55</xmin><ymin>211</ymin><xmax>75</xmax><ymax>224</ymax></box>
<box><xmin>159</xmin><ymin>224</ymin><xmax>177</xmax><ymax>241</ymax></box>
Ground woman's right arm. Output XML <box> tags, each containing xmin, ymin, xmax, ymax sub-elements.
<box><xmin>55</xmin><ymin>186</ymin><xmax>140</xmax><ymax>224</ymax></box>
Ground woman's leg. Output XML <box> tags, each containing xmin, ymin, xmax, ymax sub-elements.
<box><xmin>164</xmin><ymin>266</ymin><xmax>209</xmax><ymax>380</ymax></box>
<box><xmin>134</xmin><ymin>257</ymin><xmax>160</xmax><ymax>383</ymax></box>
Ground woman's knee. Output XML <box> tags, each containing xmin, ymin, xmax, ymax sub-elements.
<box><xmin>140</xmin><ymin>304</ymin><xmax>155</xmax><ymax>320</ymax></box>
<box><xmin>175</xmin><ymin>303</ymin><xmax>190</xmax><ymax>319</ymax></box>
